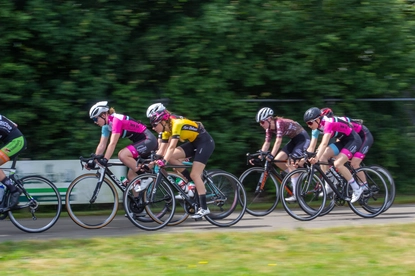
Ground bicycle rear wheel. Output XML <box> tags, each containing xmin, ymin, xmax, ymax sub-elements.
<box><xmin>369</xmin><ymin>165</ymin><xmax>395</xmax><ymax>212</ymax></box>
<box><xmin>124</xmin><ymin>174</ymin><xmax>176</xmax><ymax>231</ymax></box>
<box><xmin>8</xmin><ymin>175</ymin><xmax>62</xmax><ymax>233</ymax></box>
<box><xmin>239</xmin><ymin>167</ymin><xmax>280</xmax><ymax>216</ymax></box>
<box><xmin>348</xmin><ymin>167</ymin><xmax>388</xmax><ymax>218</ymax></box>
<box><xmin>65</xmin><ymin>173</ymin><xmax>118</xmax><ymax>229</ymax></box>
<box><xmin>203</xmin><ymin>171</ymin><xmax>246</xmax><ymax>227</ymax></box>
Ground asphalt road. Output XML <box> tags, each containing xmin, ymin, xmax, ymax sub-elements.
<box><xmin>1</xmin><ymin>204</ymin><xmax>414</xmax><ymax>242</ymax></box>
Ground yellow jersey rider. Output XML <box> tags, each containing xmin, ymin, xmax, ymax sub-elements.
<box><xmin>150</xmin><ymin>109</ymin><xmax>215</xmax><ymax>219</ymax></box>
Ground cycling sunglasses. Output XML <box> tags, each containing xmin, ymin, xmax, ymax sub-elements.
<box><xmin>306</xmin><ymin>119</ymin><xmax>317</xmax><ymax>126</ymax></box>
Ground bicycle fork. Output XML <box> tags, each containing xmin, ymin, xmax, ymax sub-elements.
<box><xmin>255</xmin><ymin>170</ymin><xmax>268</xmax><ymax>195</ymax></box>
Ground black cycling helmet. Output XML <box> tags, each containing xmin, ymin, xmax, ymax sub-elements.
<box><xmin>303</xmin><ymin>107</ymin><xmax>321</xmax><ymax>122</ymax></box>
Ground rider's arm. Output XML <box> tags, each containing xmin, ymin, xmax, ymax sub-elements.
<box><xmin>260</xmin><ymin>141</ymin><xmax>271</xmax><ymax>153</ymax></box>
<box><xmin>103</xmin><ymin>133</ymin><xmax>121</xmax><ymax>160</ymax></box>
<box><xmin>95</xmin><ymin>136</ymin><xmax>109</xmax><ymax>155</ymax></box>
<box><xmin>270</xmin><ymin>137</ymin><xmax>282</xmax><ymax>158</ymax></box>
<box><xmin>260</xmin><ymin>128</ymin><xmax>272</xmax><ymax>153</ymax></box>
<box><xmin>315</xmin><ymin>133</ymin><xmax>331</xmax><ymax>161</ymax></box>
<box><xmin>157</xmin><ymin>141</ymin><xmax>169</xmax><ymax>157</ymax></box>
<box><xmin>307</xmin><ymin>129</ymin><xmax>320</xmax><ymax>153</ymax></box>
<box><xmin>307</xmin><ymin>137</ymin><xmax>318</xmax><ymax>153</ymax></box>
<box><xmin>163</xmin><ymin>138</ymin><xmax>179</xmax><ymax>163</ymax></box>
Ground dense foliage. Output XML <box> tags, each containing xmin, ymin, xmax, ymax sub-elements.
<box><xmin>1</xmin><ymin>0</ymin><xmax>415</xmax><ymax>192</ymax></box>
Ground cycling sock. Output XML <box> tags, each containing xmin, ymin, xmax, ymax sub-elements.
<box><xmin>181</xmin><ymin>169</ymin><xmax>192</xmax><ymax>183</ymax></box>
<box><xmin>199</xmin><ymin>194</ymin><xmax>207</xmax><ymax>209</ymax></box>
<box><xmin>348</xmin><ymin>179</ymin><xmax>359</xmax><ymax>190</ymax></box>
<box><xmin>1</xmin><ymin>177</ymin><xmax>16</xmax><ymax>192</ymax></box>
<box><xmin>291</xmin><ymin>176</ymin><xmax>298</xmax><ymax>196</ymax></box>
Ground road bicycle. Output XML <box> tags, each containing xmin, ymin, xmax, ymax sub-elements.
<box><xmin>0</xmin><ymin>156</ymin><xmax>62</xmax><ymax>233</ymax></box>
<box><xmin>280</xmin><ymin>153</ymin><xmax>389</xmax><ymax>221</ymax></box>
<box><xmin>239</xmin><ymin>152</ymin><xmax>289</xmax><ymax>216</ymax></box>
<box><xmin>294</xmin><ymin>160</ymin><xmax>395</xmax><ymax>217</ymax></box>
<box><xmin>123</xmin><ymin>162</ymin><xmax>247</xmax><ymax>229</ymax></box>
<box><xmin>65</xmin><ymin>154</ymin><xmax>175</xmax><ymax>230</ymax></box>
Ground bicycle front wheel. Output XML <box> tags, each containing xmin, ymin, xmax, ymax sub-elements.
<box><xmin>8</xmin><ymin>175</ymin><xmax>62</xmax><ymax>233</ymax></box>
<box><xmin>65</xmin><ymin>173</ymin><xmax>118</xmax><ymax>229</ymax></box>
<box><xmin>203</xmin><ymin>171</ymin><xmax>246</xmax><ymax>227</ymax></box>
<box><xmin>124</xmin><ymin>174</ymin><xmax>176</xmax><ymax>231</ymax></box>
<box><xmin>280</xmin><ymin>168</ymin><xmax>327</xmax><ymax>221</ymax></box>
<box><xmin>239</xmin><ymin>167</ymin><xmax>280</xmax><ymax>216</ymax></box>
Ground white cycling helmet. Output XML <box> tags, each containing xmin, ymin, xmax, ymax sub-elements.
<box><xmin>89</xmin><ymin>101</ymin><xmax>109</xmax><ymax>118</ymax></box>
<box><xmin>146</xmin><ymin>103</ymin><xmax>166</xmax><ymax>118</ymax></box>
<box><xmin>256</xmin><ymin>107</ymin><xmax>274</xmax><ymax>123</ymax></box>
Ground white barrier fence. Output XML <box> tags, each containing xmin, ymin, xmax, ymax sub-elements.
<box><xmin>0</xmin><ymin>159</ymin><xmax>127</xmax><ymax>204</ymax></box>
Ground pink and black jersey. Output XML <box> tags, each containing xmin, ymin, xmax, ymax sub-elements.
<box><xmin>102</xmin><ymin>113</ymin><xmax>148</xmax><ymax>142</ymax></box>
<box><xmin>337</xmin><ymin>116</ymin><xmax>363</xmax><ymax>134</ymax></box>
<box><xmin>318</xmin><ymin>116</ymin><xmax>353</xmax><ymax>139</ymax></box>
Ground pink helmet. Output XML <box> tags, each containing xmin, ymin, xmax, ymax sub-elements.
<box><xmin>150</xmin><ymin>110</ymin><xmax>170</xmax><ymax>125</ymax></box>
<box><xmin>320</xmin><ymin>107</ymin><xmax>334</xmax><ymax>117</ymax></box>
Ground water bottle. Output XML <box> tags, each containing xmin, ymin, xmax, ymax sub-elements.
<box><xmin>187</xmin><ymin>182</ymin><xmax>195</xmax><ymax>198</ymax></box>
<box><xmin>135</xmin><ymin>177</ymin><xmax>153</xmax><ymax>192</ymax></box>
<box><xmin>327</xmin><ymin>167</ymin><xmax>339</xmax><ymax>186</ymax></box>
<box><xmin>175</xmin><ymin>178</ymin><xmax>186</xmax><ymax>189</ymax></box>
<box><xmin>120</xmin><ymin>176</ymin><xmax>129</xmax><ymax>186</ymax></box>
<box><xmin>0</xmin><ymin>184</ymin><xmax>4</xmax><ymax>203</ymax></box>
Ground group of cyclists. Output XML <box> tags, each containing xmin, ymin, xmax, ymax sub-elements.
<box><xmin>0</xmin><ymin>101</ymin><xmax>373</xmax><ymax>219</ymax></box>
<box><xmin>254</xmin><ymin>106</ymin><xmax>373</xmax><ymax>204</ymax></box>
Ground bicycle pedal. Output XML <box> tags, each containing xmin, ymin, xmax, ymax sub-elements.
<box><xmin>194</xmin><ymin>217</ymin><xmax>204</xmax><ymax>221</ymax></box>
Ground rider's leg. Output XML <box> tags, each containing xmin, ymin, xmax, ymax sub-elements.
<box><xmin>350</xmin><ymin>154</ymin><xmax>366</xmax><ymax>185</ymax></box>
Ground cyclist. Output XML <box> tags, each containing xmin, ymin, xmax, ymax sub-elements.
<box><xmin>254</xmin><ymin>107</ymin><xmax>311</xmax><ymax>202</ymax></box>
<box><xmin>0</xmin><ymin>115</ymin><xmax>27</xmax><ymax>208</ymax></box>
<box><xmin>304</xmin><ymin>107</ymin><xmax>364</xmax><ymax>203</ymax></box>
<box><xmin>320</xmin><ymin>107</ymin><xmax>374</xmax><ymax>189</ymax></box>
<box><xmin>146</xmin><ymin>103</ymin><xmax>168</xmax><ymax>148</ymax></box>
<box><xmin>149</xmin><ymin>109</ymin><xmax>215</xmax><ymax>219</ymax></box>
<box><xmin>87</xmin><ymin>101</ymin><xmax>158</xmax><ymax>190</ymax></box>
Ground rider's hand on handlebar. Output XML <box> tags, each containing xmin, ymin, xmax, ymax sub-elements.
<box><xmin>154</xmin><ymin>159</ymin><xmax>166</xmax><ymax>168</ymax></box>
<box><xmin>265</xmin><ymin>153</ymin><xmax>274</xmax><ymax>162</ymax></box>
<box><xmin>97</xmin><ymin>157</ymin><xmax>108</xmax><ymax>166</ymax></box>
<box><xmin>85</xmin><ymin>159</ymin><xmax>97</xmax><ymax>170</ymax></box>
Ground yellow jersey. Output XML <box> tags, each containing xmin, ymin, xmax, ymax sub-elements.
<box><xmin>161</xmin><ymin>117</ymin><xmax>200</xmax><ymax>142</ymax></box>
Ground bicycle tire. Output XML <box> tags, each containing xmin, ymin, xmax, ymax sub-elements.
<box><xmin>348</xmin><ymin>167</ymin><xmax>388</xmax><ymax>218</ymax></box>
<box><xmin>124</xmin><ymin>173</ymin><xmax>176</xmax><ymax>231</ymax></box>
<box><xmin>163</xmin><ymin>172</ymin><xmax>190</xmax><ymax>226</ymax></box>
<box><xmin>8</xmin><ymin>175</ymin><xmax>62</xmax><ymax>233</ymax></box>
<box><xmin>369</xmin><ymin>165</ymin><xmax>395</xmax><ymax>212</ymax></box>
<box><xmin>238</xmin><ymin>167</ymin><xmax>280</xmax><ymax>216</ymax></box>
<box><xmin>203</xmin><ymin>171</ymin><xmax>247</xmax><ymax>227</ymax></box>
<box><xmin>296</xmin><ymin>170</ymin><xmax>336</xmax><ymax>217</ymax></box>
<box><xmin>65</xmin><ymin>173</ymin><xmax>118</xmax><ymax>229</ymax></box>
<box><xmin>280</xmin><ymin>168</ymin><xmax>326</xmax><ymax>221</ymax></box>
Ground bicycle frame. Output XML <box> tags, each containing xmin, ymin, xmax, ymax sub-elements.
<box><xmin>305</xmin><ymin>161</ymin><xmax>353</xmax><ymax>202</ymax></box>
<box><xmin>246</xmin><ymin>152</ymin><xmax>288</xmax><ymax>194</ymax></box>
<box><xmin>156</xmin><ymin>164</ymin><xmax>230</xmax><ymax>210</ymax></box>
<box><xmin>87</xmin><ymin>162</ymin><xmax>127</xmax><ymax>204</ymax></box>
<box><xmin>0</xmin><ymin>157</ymin><xmax>37</xmax><ymax>214</ymax></box>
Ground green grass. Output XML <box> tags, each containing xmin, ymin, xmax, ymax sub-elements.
<box><xmin>1</xmin><ymin>223</ymin><xmax>415</xmax><ymax>275</ymax></box>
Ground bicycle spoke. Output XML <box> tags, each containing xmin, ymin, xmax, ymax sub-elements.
<box><xmin>8</xmin><ymin>176</ymin><xmax>62</xmax><ymax>233</ymax></box>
